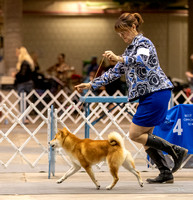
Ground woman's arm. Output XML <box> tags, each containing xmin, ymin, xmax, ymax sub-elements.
<box><xmin>75</xmin><ymin>61</ymin><xmax>124</xmax><ymax>93</ymax></box>
<box><xmin>123</xmin><ymin>43</ymin><xmax>152</xmax><ymax>68</ymax></box>
<box><xmin>90</xmin><ymin>61</ymin><xmax>124</xmax><ymax>91</ymax></box>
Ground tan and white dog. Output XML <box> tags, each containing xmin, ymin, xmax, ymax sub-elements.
<box><xmin>49</xmin><ymin>127</ymin><xmax>143</xmax><ymax>190</ymax></box>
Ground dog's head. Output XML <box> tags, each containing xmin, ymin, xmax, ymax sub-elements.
<box><xmin>49</xmin><ymin>127</ymin><xmax>69</xmax><ymax>148</ymax></box>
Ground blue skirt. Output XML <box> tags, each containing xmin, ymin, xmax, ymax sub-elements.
<box><xmin>132</xmin><ymin>89</ymin><xmax>172</xmax><ymax>127</ymax></box>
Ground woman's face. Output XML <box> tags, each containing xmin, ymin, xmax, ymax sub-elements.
<box><xmin>58</xmin><ymin>55</ymin><xmax>64</xmax><ymax>63</ymax></box>
<box><xmin>16</xmin><ymin>48</ymin><xmax>20</xmax><ymax>57</ymax></box>
<box><xmin>118</xmin><ymin>26</ymin><xmax>138</xmax><ymax>44</ymax></box>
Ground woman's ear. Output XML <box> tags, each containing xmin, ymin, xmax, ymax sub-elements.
<box><xmin>132</xmin><ymin>24</ymin><xmax>136</xmax><ymax>31</ymax></box>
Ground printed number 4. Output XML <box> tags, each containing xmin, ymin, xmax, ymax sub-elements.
<box><xmin>173</xmin><ymin>118</ymin><xmax>183</xmax><ymax>136</ymax></box>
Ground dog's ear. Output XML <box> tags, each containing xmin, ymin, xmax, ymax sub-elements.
<box><xmin>62</xmin><ymin>127</ymin><xmax>67</xmax><ymax>131</ymax></box>
<box><xmin>58</xmin><ymin>128</ymin><xmax>63</xmax><ymax>133</ymax></box>
<box><xmin>58</xmin><ymin>129</ymin><xmax>64</xmax><ymax>136</ymax></box>
<box><xmin>62</xmin><ymin>127</ymin><xmax>70</xmax><ymax>135</ymax></box>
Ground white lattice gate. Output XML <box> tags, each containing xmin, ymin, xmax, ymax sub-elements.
<box><xmin>0</xmin><ymin>89</ymin><xmax>192</xmax><ymax>172</ymax></box>
<box><xmin>0</xmin><ymin>103</ymin><xmax>49</xmax><ymax>169</ymax></box>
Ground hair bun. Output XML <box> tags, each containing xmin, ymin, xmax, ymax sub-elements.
<box><xmin>133</xmin><ymin>13</ymin><xmax>144</xmax><ymax>26</ymax></box>
<box><xmin>114</xmin><ymin>12</ymin><xmax>144</xmax><ymax>32</ymax></box>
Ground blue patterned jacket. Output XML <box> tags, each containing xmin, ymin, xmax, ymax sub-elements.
<box><xmin>91</xmin><ymin>34</ymin><xmax>173</xmax><ymax>101</ymax></box>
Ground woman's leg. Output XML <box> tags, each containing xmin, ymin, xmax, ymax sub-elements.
<box><xmin>129</xmin><ymin>122</ymin><xmax>152</xmax><ymax>145</ymax></box>
<box><xmin>146</xmin><ymin>134</ymin><xmax>188</xmax><ymax>173</ymax></box>
<box><xmin>129</xmin><ymin>123</ymin><xmax>173</xmax><ymax>183</ymax></box>
<box><xmin>129</xmin><ymin>124</ymin><xmax>173</xmax><ymax>181</ymax></box>
<box><xmin>145</xmin><ymin>148</ymin><xmax>173</xmax><ymax>183</ymax></box>
<box><xmin>129</xmin><ymin>122</ymin><xmax>188</xmax><ymax>174</ymax></box>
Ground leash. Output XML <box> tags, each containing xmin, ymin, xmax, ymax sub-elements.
<box><xmin>76</xmin><ymin>56</ymin><xmax>105</xmax><ymax>118</ymax></box>
<box><xmin>92</xmin><ymin>56</ymin><xmax>105</xmax><ymax>81</ymax></box>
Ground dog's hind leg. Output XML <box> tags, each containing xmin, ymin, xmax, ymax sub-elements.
<box><xmin>57</xmin><ymin>163</ymin><xmax>81</xmax><ymax>184</ymax></box>
<box><xmin>84</xmin><ymin>166</ymin><xmax>100</xmax><ymax>190</ymax></box>
<box><xmin>122</xmin><ymin>152</ymin><xmax>143</xmax><ymax>187</ymax></box>
<box><xmin>127</xmin><ymin>167</ymin><xmax>143</xmax><ymax>188</ymax></box>
<box><xmin>106</xmin><ymin>163</ymin><xmax>119</xmax><ymax>190</ymax></box>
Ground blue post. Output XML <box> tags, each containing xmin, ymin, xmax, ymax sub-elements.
<box><xmin>48</xmin><ymin>105</ymin><xmax>55</xmax><ymax>179</ymax></box>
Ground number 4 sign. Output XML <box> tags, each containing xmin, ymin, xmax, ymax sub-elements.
<box><xmin>173</xmin><ymin>118</ymin><xmax>183</xmax><ymax>136</ymax></box>
<box><xmin>153</xmin><ymin>104</ymin><xmax>193</xmax><ymax>154</ymax></box>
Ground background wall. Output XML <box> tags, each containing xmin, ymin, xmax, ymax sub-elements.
<box><xmin>22</xmin><ymin>15</ymin><xmax>125</xmax><ymax>75</ymax></box>
<box><xmin>22</xmin><ymin>13</ymin><xmax>188</xmax><ymax>80</ymax></box>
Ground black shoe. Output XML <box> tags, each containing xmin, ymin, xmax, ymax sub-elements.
<box><xmin>146</xmin><ymin>171</ymin><xmax>174</xmax><ymax>184</ymax></box>
<box><xmin>172</xmin><ymin>146</ymin><xmax>188</xmax><ymax>173</ymax></box>
<box><xmin>146</xmin><ymin>148</ymin><xmax>170</xmax><ymax>172</ymax></box>
<box><xmin>146</xmin><ymin>135</ymin><xmax>188</xmax><ymax>173</ymax></box>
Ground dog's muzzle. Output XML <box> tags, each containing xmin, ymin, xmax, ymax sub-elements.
<box><xmin>48</xmin><ymin>142</ymin><xmax>55</xmax><ymax>148</ymax></box>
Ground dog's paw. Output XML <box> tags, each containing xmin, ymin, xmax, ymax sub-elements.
<box><xmin>96</xmin><ymin>185</ymin><xmax>100</xmax><ymax>190</ymax></box>
<box><xmin>56</xmin><ymin>178</ymin><xmax>64</xmax><ymax>184</ymax></box>
<box><xmin>106</xmin><ymin>185</ymin><xmax>112</xmax><ymax>190</ymax></box>
<box><xmin>140</xmin><ymin>182</ymin><xmax>144</xmax><ymax>187</ymax></box>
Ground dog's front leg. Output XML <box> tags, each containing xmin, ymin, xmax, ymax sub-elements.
<box><xmin>57</xmin><ymin>164</ymin><xmax>81</xmax><ymax>184</ymax></box>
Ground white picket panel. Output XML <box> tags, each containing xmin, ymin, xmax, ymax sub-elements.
<box><xmin>0</xmin><ymin>89</ymin><xmax>192</xmax><ymax>170</ymax></box>
<box><xmin>0</xmin><ymin>103</ymin><xmax>48</xmax><ymax>168</ymax></box>
<box><xmin>173</xmin><ymin>90</ymin><xmax>193</xmax><ymax>105</ymax></box>
<box><xmin>1</xmin><ymin>89</ymin><xmax>192</xmax><ymax>125</ymax></box>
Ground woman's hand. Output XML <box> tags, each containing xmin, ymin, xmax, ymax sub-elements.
<box><xmin>103</xmin><ymin>51</ymin><xmax>119</xmax><ymax>62</ymax></box>
<box><xmin>75</xmin><ymin>83</ymin><xmax>91</xmax><ymax>93</ymax></box>
<box><xmin>103</xmin><ymin>51</ymin><xmax>123</xmax><ymax>63</ymax></box>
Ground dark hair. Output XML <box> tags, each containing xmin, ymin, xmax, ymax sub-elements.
<box><xmin>60</xmin><ymin>53</ymin><xmax>65</xmax><ymax>59</ymax></box>
<box><xmin>114</xmin><ymin>12</ymin><xmax>144</xmax><ymax>32</ymax></box>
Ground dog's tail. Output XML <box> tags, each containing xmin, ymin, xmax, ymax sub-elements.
<box><xmin>108</xmin><ymin>131</ymin><xmax>125</xmax><ymax>148</ymax></box>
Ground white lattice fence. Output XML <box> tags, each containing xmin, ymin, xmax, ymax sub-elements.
<box><xmin>0</xmin><ymin>103</ymin><xmax>49</xmax><ymax>168</ymax></box>
<box><xmin>173</xmin><ymin>91</ymin><xmax>193</xmax><ymax>105</ymax></box>
<box><xmin>0</xmin><ymin>90</ymin><xmax>21</xmax><ymax>123</ymax></box>
<box><xmin>0</xmin><ymin>89</ymin><xmax>192</xmax><ymax>170</ymax></box>
<box><xmin>0</xmin><ymin>89</ymin><xmax>192</xmax><ymax>125</ymax></box>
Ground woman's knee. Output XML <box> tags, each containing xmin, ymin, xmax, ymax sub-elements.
<box><xmin>129</xmin><ymin>128</ymin><xmax>138</xmax><ymax>142</ymax></box>
<box><xmin>129</xmin><ymin>123</ymin><xmax>154</xmax><ymax>144</ymax></box>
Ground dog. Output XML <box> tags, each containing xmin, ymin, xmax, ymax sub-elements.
<box><xmin>49</xmin><ymin>127</ymin><xmax>143</xmax><ymax>190</ymax></box>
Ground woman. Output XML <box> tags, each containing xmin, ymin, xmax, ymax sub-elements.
<box><xmin>46</xmin><ymin>53</ymin><xmax>73</xmax><ymax>93</ymax></box>
<box><xmin>15</xmin><ymin>46</ymin><xmax>35</xmax><ymax>95</ymax></box>
<box><xmin>75</xmin><ymin>13</ymin><xmax>188</xmax><ymax>184</ymax></box>
<box><xmin>14</xmin><ymin>47</ymin><xmax>35</xmax><ymax>124</ymax></box>
<box><xmin>46</xmin><ymin>53</ymin><xmax>71</xmax><ymax>83</ymax></box>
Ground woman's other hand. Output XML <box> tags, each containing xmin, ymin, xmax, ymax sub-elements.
<box><xmin>75</xmin><ymin>83</ymin><xmax>91</xmax><ymax>93</ymax></box>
